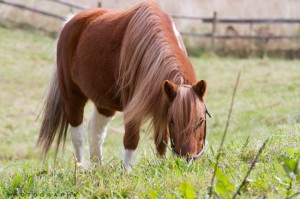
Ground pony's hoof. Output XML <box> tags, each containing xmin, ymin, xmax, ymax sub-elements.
<box><xmin>156</xmin><ymin>153</ymin><xmax>166</xmax><ymax>159</ymax></box>
<box><xmin>76</xmin><ymin>161</ymin><xmax>87</xmax><ymax>169</ymax></box>
<box><xmin>90</xmin><ymin>156</ymin><xmax>104</xmax><ymax>164</ymax></box>
<box><xmin>76</xmin><ymin>162</ymin><xmax>84</xmax><ymax>167</ymax></box>
<box><xmin>124</xmin><ymin>164</ymin><xmax>133</xmax><ymax>173</ymax></box>
<box><xmin>75</xmin><ymin>162</ymin><xmax>88</xmax><ymax>172</ymax></box>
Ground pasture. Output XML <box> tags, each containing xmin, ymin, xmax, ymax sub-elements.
<box><xmin>0</xmin><ymin>26</ymin><xmax>299</xmax><ymax>198</ymax></box>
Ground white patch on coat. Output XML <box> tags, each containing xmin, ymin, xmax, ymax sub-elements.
<box><xmin>172</xmin><ymin>21</ymin><xmax>188</xmax><ymax>55</ymax></box>
<box><xmin>62</xmin><ymin>13</ymin><xmax>76</xmax><ymax>27</ymax></box>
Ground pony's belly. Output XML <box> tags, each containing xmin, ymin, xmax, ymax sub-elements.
<box><xmin>78</xmin><ymin>78</ymin><xmax>123</xmax><ymax>112</ymax></box>
<box><xmin>93</xmin><ymin>92</ymin><xmax>123</xmax><ymax>112</ymax></box>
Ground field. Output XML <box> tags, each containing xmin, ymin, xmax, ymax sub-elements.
<box><xmin>0</xmin><ymin>26</ymin><xmax>299</xmax><ymax>198</ymax></box>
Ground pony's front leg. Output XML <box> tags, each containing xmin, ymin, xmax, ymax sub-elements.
<box><xmin>123</xmin><ymin>121</ymin><xmax>140</xmax><ymax>172</ymax></box>
<box><xmin>88</xmin><ymin>106</ymin><xmax>114</xmax><ymax>163</ymax></box>
<box><xmin>155</xmin><ymin>128</ymin><xmax>169</xmax><ymax>158</ymax></box>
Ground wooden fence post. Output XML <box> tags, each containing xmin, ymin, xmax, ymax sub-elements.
<box><xmin>211</xmin><ymin>11</ymin><xmax>217</xmax><ymax>53</ymax></box>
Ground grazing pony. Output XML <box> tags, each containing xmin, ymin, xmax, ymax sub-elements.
<box><xmin>37</xmin><ymin>0</ymin><xmax>209</xmax><ymax>170</ymax></box>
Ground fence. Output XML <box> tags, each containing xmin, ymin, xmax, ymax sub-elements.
<box><xmin>173</xmin><ymin>12</ymin><xmax>300</xmax><ymax>51</ymax></box>
<box><xmin>1</xmin><ymin>0</ymin><xmax>300</xmax><ymax>52</ymax></box>
<box><xmin>0</xmin><ymin>0</ymin><xmax>93</xmax><ymax>20</ymax></box>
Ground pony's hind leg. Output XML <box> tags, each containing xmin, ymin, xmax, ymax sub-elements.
<box><xmin>88</xmin><ymin>106</ymin><xmax>115</xmax><ymax>163</ymax></box>
<box><xmin>63</xmin><ymin>91</ymin><xmax>87</xmax><ymax>165</ymax></box>
<box><xmin>71</xmin><ymin>124</ymin><xmax>85</xmax><ymax>164</ymax></box>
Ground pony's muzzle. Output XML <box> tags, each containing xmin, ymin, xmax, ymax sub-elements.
<box><xmin>171</xmin><ymin>147</ymin><xmax>205</xmax><ymax>161</ymax></box>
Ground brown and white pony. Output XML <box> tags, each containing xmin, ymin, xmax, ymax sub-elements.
<box><xmin>37</xmin><ymin>0</ymin><xmax>209</xmax><ymax>171</ymax></box>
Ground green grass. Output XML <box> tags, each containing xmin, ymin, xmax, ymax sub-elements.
<box><xmin>0</xmin><ymin>26</ymin><xmax>299</xmax><ymax>198</ymax></box>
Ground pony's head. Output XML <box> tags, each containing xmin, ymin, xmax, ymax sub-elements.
<box><xmin>163</xmin><ymin>80</ymin><xmax>209</xmax><ymax>159</ymax></box>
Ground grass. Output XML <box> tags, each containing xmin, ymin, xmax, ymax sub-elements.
<box><xmin>0</xmin><ymin>26</ymin><xmax>299</xmax><ymax>198</ymax></box>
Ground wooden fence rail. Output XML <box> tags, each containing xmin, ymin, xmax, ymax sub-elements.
<box><xmin>172</xmin><ymin>14</ymin><xmax>300</xmax><ymax>24</ymax></box>
<box><xmin>173</xmin><ymin>11</ymin><xmax>300</xmax><ymax>52</ymax></box>
<box><xmin>181</xmin><ymin>32</ymin><xmax>300</xmax><ymax>40</ymax></box>
<box><xmin>46</xmin><ymin>0</ymin><xmax>89</xmax><ymax>10</ymax></box>
<box><xmin>0</xmin><ymin>0</ymin><xmax>65</xmax><ymax>20</ymax></box>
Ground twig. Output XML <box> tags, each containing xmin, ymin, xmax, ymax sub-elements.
<box><xmin>286</xmin><ymin>181</ymin><xmax>293</xmax><ymax>199</ymax></box>
<box><xmin>208</xmin><ymin>71</ymin><xmax>241</xmax><ymax>198</ymax></box>
<box><xmin>232</xmin><ymin>138</ymin><xmax>269</xmax><ymax>199</ymax></box>
<box><xmin>287</xmin><ymin>192</ymin><xmax>300</xmax><ymax>199</ymax></box>
<box><xmin>73</xmin><ymin>153</ymin><xmax>77</xmax><ymax>185</ymax></box>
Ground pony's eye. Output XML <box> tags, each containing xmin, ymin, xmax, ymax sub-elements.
<box><xmin>194</xmin><ymin>117</ymin><xmax>205</xmax><ymax>129</ymax></box>
<box><xmin>197</xmin><ymin>120</ymin><xmax>204</xmax><ymax>126</ymax></box>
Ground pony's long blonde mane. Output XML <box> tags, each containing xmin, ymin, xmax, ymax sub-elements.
<box><xmin>118</xmin><ymin>0</ymin><xmax>189</xmax><ymax>144</ymax></box>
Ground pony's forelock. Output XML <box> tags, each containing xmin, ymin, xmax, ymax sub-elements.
<box><xmin>169</xmin><ymin>87</ymin><xmax>204</xmax><ymax>144</ymax></box>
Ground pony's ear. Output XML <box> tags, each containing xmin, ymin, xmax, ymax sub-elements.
<box><xmin>163</xmin><ymin>80</ymin><xmax>178</xmax><ymax>101</ymax></box>
<box><xmin>192</xmin><ymin>80</ymin><xmax>207</xmax><ymax>100</ymax></box>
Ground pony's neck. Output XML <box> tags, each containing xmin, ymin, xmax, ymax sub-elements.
<box><xmin>166</xmin><ymin>34</ymin><xmax>196</xmax><ymax>85</ymax></box>
<box><xmin>169</xmin><ymin>54</ymin><xmax>196</xmax><ymax>86</ymax></box>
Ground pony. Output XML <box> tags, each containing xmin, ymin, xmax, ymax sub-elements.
<box><xmin>37</xmin><ymin>0</ymin><xmax>209</xmax><ymax>171</ymax></box>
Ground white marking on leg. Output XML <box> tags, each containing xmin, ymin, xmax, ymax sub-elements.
<box><xmin>71</xmin><ymin>123</ymin><xmax>84</xmax><ymax>164</ymax></box>
<box><xmin>88</xmin><ymin>106</ymin><xmax>113</xmax><ymax>163</ymax></box>
<box><xmin>123</xmin><ymin>149</ymin><xmax>137</xmax><ymax>173</ymax></box>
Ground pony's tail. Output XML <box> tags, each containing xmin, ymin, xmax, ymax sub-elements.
<box><xmin>37</xmin><ymin>69</ymin><xmax>69</xmax><ymax>160</ymax></box>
